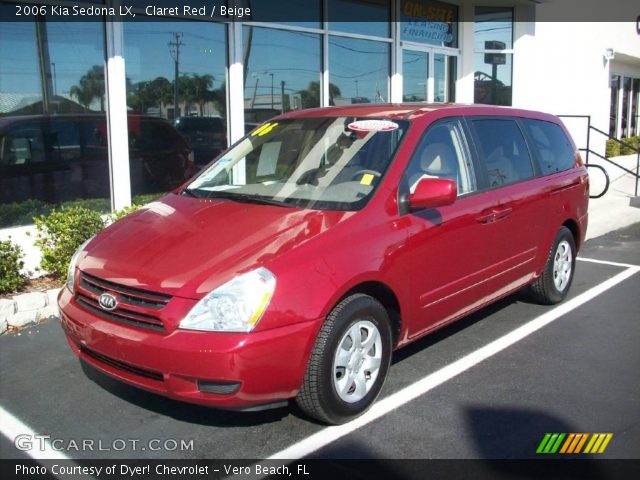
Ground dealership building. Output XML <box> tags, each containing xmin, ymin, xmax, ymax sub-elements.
<box><xmin>0</xmin><ymin>0</ymin><xmax>639</xmax><ymax>250</ymax></box>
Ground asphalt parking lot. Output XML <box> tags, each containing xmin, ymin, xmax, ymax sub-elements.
<box><xmin>1</xmin><ymin>223</ymin><xmax>639</xmax><ymax>462</ymax></box>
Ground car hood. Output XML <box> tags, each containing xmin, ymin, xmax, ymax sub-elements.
<box><xmin>78</xmin><ymin>193</ymin><xmax>350</xmax><ymax>299</ymax></box>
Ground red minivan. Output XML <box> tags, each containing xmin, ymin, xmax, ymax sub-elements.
<box><xmin>58</xmin><ymin>104</ymin><xmax>588</xmax><ymax>424</ymax></box>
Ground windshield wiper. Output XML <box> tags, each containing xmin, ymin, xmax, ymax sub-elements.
<box><xmin>199</xmin><ymin>190</ymin><xmax>293</xmax><ymax>208</ymax></box>
<box><xmin>180</xmin><ymin>188</ymin><xmax>201</xmax><ymax>198</ymax></box>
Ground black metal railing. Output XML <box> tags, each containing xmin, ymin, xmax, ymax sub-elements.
<box><xmin>558</xmin><ymin>115</ymin><xmax>639</xmax><ymax>199</ymax></box>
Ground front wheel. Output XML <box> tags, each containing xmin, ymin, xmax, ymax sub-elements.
<box><xmin>296</xmin><ymin>294</ymin><xmax>392</xmax><ymax>425</ymax></box>
<box><xmin>528</xmin><ymin>226</ymin><xmax>576</xmax><ymax>305</ymax></box>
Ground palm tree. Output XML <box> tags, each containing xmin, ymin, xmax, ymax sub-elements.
<box><xmin>298</xmin><ymin>81</ymin><xmax>341</xmax><ymax>108</ymax></box>
<box><xmin>70</xmin><ymin>65</ymin><xmax>105</xmax><ymax>111</ymax></box>
<box><xmin>191</xmin><ymin>74</ymin><xmax>215</xmax><ymax>116</ymax></box>
<box><xmin>128</xmin><ymin>77</ymin><xmax>173</xmax><ymax>114</ymax></box>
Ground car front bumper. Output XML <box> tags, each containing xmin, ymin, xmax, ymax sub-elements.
<box><xmin>58</xmin><ymin>287</ymin><xmax>320</xmax><ymax>409</ymax></box>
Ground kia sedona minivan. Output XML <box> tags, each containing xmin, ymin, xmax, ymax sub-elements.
<box><xmin>59</xmin><ymin>104</ymin><xmax>588</xmax><ymax>424</ymax></box>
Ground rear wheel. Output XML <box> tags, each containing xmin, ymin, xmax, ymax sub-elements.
<box><xmin>296</xmin><ymin>294</ymin><xmax>392</xmax><ymax>425</ymax></box>
<box><xmin>528</xmin><ymin>226</ymin><xmax>576</xmax><ymax>305</ymax></box>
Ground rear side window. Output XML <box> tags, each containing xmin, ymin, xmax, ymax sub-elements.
<box><xmin>471</xmin><ymin>119</ymin><xmax>534</xmax><ymax>187</ymax></box>
<box><xmin>522</xmin><ymin>119</ymin><xmax>575</xmax><ymax>175</ymax></box>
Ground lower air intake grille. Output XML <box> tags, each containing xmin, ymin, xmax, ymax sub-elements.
<box><xmin>81</xmin><ymin>346</ymin><xmax>164</xmax><ymax>382</ymax></box>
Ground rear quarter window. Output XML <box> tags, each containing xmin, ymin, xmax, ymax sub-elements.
<box><xmin>522</xmin><ymin>119</ymin><xmax>575</xmax><ymax>175</ymax></box>
<box><xmin>471</xmin><ymin>118</ymin><xmax>535</xmax><ymax>188</ymax></box>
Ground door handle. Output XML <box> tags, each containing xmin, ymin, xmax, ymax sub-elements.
<box><xmin>476</xmin><ymin>206</ymin><xmax>512</xmax><ymax>224</ymax></box>
<box><xmin>476</xmin><ymin>210</ymin><xmax>496</xmax><ymax>224</ymax></box>
<box><xmin>492</xmin><ymin>206</ymin><xmax>512</xmax><ymax>220</ymax></box>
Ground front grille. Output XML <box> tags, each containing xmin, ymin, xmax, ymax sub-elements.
<box><xmin>81</xmin><ymin>346</ymin><xmax>164</xmax><ymax>381</ymax></box>
<box><xmin>80</xmin><ymin>272</ymin><xmax>170</xmax><ymax>309</ymax></box>
<box><xmin>77</xmin><ymin>295</ymin><xmax>166</xmax><ymax>331</ymax></box>
<box><xmin>76</xmin><ymin>272</ymin><xmax>170</xmax><ymax>332</ymax></box>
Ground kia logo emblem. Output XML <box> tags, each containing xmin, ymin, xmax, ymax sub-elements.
<box><xmin>98</xmin><ymin>293</ymin><xmax>118</xmax><ymax>311</ymax></box>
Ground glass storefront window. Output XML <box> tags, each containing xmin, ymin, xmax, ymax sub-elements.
<box><xmin>0</xmin><ymin>17</ymin><xmax>42</xmax><ymax>116</ymax></box>
<box><xmin>474</xmin><ymin>7</ymin><xmax>513</xmax><ymax>51</ymax></box>
<box><xmin>328</xmin><ymin>0</ymin><xmax>390</xmax><ymax>38</ymax></box>
<box><xmin>473</xmin><ymin>53</ymin><xmax>512</xmax><ymax>106</ymax></box>
<box><xmin>621</xmin><ymin>77</ymin><xmax>631</xmax><ymax>138</ymax></box>
<box><xmin>0</xmin><ymin>16</ymin><xmax>108</xmax><ymax>227</ymax></box>
<box><xmin>403</xmin><ymin>50</ymin><xmax>429</xmax><ymax>102</ymax></box>
<box><xmin>400</xmin><ymin>0</ymin><xmax>458</xmax><ymax>48</ymax></box>
<box><xmin>329</xmin><ymin>37</ymin><xmax>390</xmax><ymax>105</ymax></box>
<box><xmin>609</xmin><ymin>75</ymin><xmax>620</xmax><ymax>138</ymax></box>
<box><xmin>474</xmin><ymin>7</ymin><xmax>513</xmax><ymax>106</ymax></box>
<box><xmin>631</xmin><ymin>78</ymin><xmax>639</xmax><ymax>137</ymax></box>
<box><xmin>243</xmin><ymin>26</ymin><xmax>321</xmax><ymax>131</ymax></box>
<box><xmin>434</xmin><ymin>53</ymin><xmax>456</xmax><ymax>102</ymax></box>
<box><xmin>124</xmin><ymin>19</ymin><xmax>227</xmax><ymax>183</ymax></box>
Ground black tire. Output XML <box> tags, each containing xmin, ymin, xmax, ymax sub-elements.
<box><xmin>528</xmin><ymin>226</ymin><xmax>576</xmax><ymax>305</ymax></box>
<box><xmin>296</xmin><ymin>294</ymin><xmax>392</xmax><ymax>425</ymax></box>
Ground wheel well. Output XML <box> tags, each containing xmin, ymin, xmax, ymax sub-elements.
<box><xmin>562</xmin><ymin>219</ymin><xmax>580</xmax><ymax>250</ymax></box>
<box><xmin>342</xmin><ymin>281</ymin><xmax>402</xmax><ymax>347</ymax></box>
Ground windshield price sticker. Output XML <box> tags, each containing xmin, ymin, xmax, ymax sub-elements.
<box><xmin>348</xmin><ymin>120</ymin><xmax>399</xmax><ymax>132</ymax></box>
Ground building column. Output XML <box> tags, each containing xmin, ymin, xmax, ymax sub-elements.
<box><xmin>228</xmin><ymin>21</ymin><xmax>245</xmax><ymax>144</ymax></box>
<box><xmin>456</xmin><ymin>5</ymin><xmax>476</xmax><ymax>104</ymax></box>
<box><xmin>105</xmin><ymin>16</ymin><xmax>131</xmax><ymax>211</ymax></box>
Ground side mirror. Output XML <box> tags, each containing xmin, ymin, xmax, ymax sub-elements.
<box><xmin>408</xmin><ymin>178</ymin><xmax>457</xmax><ymax>211</ymax></box>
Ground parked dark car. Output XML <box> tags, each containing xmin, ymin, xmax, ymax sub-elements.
<box><xmin>174</xmin><ymin>116</ymin><xmax>227</xmax><ymax>167</ymax></box>
<box><xmin>0</xmin><ymin>114</ymin><xmax>194</xmax><ymax>205</ymax></box>
<box><xmin>59</xmin><ymin>104</ymin><xmax>588</xmax><ymax>424</ymax></box>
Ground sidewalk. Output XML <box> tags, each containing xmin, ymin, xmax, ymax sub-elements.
<box><xmin>584</xmin><ymin>153</ymin><xmax>640</xmax><ymax>240</ymax></box>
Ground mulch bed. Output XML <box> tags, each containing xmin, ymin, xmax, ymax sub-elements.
<box><xmin>1</xmin><ymin>275</ymin><xmax>64</xmax><ymax>300</ymax></box>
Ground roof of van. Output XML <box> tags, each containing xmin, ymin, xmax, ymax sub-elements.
<box><xmin>278</xmin><ymin>103</ymin><xmax>558</xmax><ymax>123</ymax></box>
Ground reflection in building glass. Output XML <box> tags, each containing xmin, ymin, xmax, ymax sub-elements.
<box><xmin>329</xmin><ymin>36</ymin><xmax>390</xmax><ymax>105</ymax></box>
<box><xmin>0</xmin><ymin>18</ymin><xmax>111</xmax><ymax>226</ymax></box>
<box><xmin>474</xmin><ymin>7</ymin><xmax>513</xmax><ymax>106</ymax></box>
<box><xmin>243</xmin><ymin>26</ymin><xmax>321</xmax><ymax>132</ymax></box>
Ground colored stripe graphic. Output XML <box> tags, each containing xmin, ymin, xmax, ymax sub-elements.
<box><xmin>537</xmin><ymin>433</ymin><xmax>613</xmax><ymax>454</ymax></box>
<box><xmin>536</xmin><ymin>433</ymin><xmax>565</xmax><ymax>453</ymax></box>
<box><xmin>584</xmin><ymin>433</ymin><xmax>613</xmax><ymax>454</ymax></box>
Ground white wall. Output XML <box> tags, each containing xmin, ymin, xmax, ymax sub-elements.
<box><xmin>512</xmin><ymin>20</ymin><xmax>640</xmax><ymax>154</ymax></box>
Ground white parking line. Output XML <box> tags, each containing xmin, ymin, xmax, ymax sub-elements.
<box><xmin>0</xmin><ymin>405</ymin><xmax>69</xmax><ymax>460</ymax></box>
<box><xmin>268</xmin><ymin>264</ymin><xmax>640</xmax><ymax>460</ymax></box>
<box><xmin>577</xmin><ymin>256</ymin><xmax>640</xmax><ymax>269</ymax></box>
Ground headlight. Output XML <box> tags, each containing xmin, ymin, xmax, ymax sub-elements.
<box><xmin>66</xmin><ymin>237</ymin><xmax>92</xmax><ymax>294</ymax></box>
<box><xmin>179</xmin><ymin>267</ymin><xmax>276</xmax><ymax>332</ymax></box>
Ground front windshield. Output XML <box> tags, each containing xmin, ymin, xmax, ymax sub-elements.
<box><xmin>184</xmin><ymin>117</ymin><xmax>408</xmax><ymax>210</ymax></box>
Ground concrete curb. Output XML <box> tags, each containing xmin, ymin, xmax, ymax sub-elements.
<box><xmin>0</xmin><ymin>288</ymin><xmax>61</xmax><ymax>335</ymax></box>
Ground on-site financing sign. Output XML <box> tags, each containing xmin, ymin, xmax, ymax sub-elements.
<box><xmin>400</xmin><ymin>0</ymin><xmax>458</xmax><ymax>47</ymax></box>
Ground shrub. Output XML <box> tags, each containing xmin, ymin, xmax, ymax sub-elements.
<box><xmin>0</xmin><ymin>239</ymin><xmax>27</xmax><ymax>294</ymax></box>
<box><xmin>605</xmin><ymin>139</ymin><xmax>620</xmax><ymax>158</ymax></box>
<box><xmin>620</xmin><ymin>136</ymin><xmax>640</xmax><ymax>156</ymax></box>
<box><xmin>0</xmin><ymin>194</ymin><xmax>164</xmax><ymax>229</ymax></box>
<box><xmin>0</xmin><ymin>199</ymin><xmax>51</xmax><ymax>228</ymax></box>
<box><xmin>111</xmin><ymin>204</ymin><xmax>143</xmax><ymax>222</ymax></box>
<box><xmin>33</xmin><ymin>206</ymin><xmax>106</xmax><ymax>279</ymax></box>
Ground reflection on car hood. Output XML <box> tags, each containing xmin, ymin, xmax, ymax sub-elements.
<box><xmin>78</xmin><ymin>193</ymin><xmax>349</xmax><ymax>299</ymax></box>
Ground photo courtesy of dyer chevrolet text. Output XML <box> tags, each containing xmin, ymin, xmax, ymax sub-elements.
<box><xmin>15</xmin><ymin>4</ymin><xmax>252</xmax><ymax>18</ymax></box>
<box><xmin>16</xmin><ymin>463</ymin><xmax>308</xmax><ymax>477</ymax></box>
